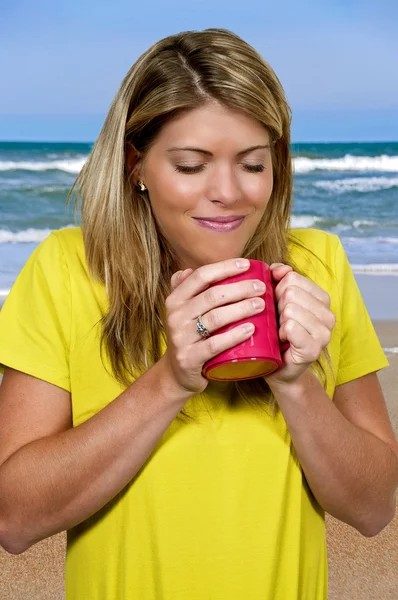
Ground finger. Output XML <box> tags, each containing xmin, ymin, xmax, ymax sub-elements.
<box><xmin>274</xmin><ymin>270</ymin><xmax>330</xmax><ymax>307</ymax></box>
<box><xmin>194</xmin><ymin>321</ymin><xmax>257</xmax><ymax>365</ymax></box>
<box><xmin>170</xmin><ymin>268</ymin><xmax>193</xmax><ymax>291</ymax></box>
<box><xmin>187</xmin><ymin>276</ymin><xmax>265</xmax><ymax>326</ymax></box>
<box><xmin>278</xmin><ymin>287</ymin><xmax>336</xmax><ymax>330</ymax></box>
<box><xmin>279</xmin><ymin>319</ymin><xmax>323</xmax><ymax>363</ymax></box>
<box><xmin>269</xmin><ymin>263</ymin><xmax>293</xmax><ymax>283</ymax></box>
<box><xmin>279</xmin><ymin>303</ymin><xmax>333</xmax><ymax>344</ymax></box>
<box><xmin>173</xmin><ymin>258</ymin><xmax>251</xmax><ymax>300</ymax></box>
<box><xmin>192</xmin><ymin>294</ymin><xmax>266</xmax><ymax>340</ymax></box>
<box><xmin>170</xmin><ymin>270</ymin><xmax>183</xmax><ymax>290</ymax></box>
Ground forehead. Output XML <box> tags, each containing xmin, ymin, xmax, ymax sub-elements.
<box><xmin>153</xmin><ymin>102</ymin><xmax>269</xmax><ymax>147</ymax></box>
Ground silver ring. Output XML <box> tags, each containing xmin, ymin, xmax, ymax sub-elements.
<box><xmin>196</xmin><ymin>315</ymin><xmax>210</xmax><ymax>339</ymax></box>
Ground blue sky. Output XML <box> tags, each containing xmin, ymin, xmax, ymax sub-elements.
<box><xmin>1</xmin><ymin>0</ymin><xmax>397</xmax><ymax>142</ymax></box>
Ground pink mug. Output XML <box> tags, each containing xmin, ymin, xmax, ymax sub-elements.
<box><xmin>202</xmin><ymin>260</ymin><xmax>288</xmax><ymax>381</ymax></box>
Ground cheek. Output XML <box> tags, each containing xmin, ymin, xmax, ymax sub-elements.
<box><xmin>244</xmin><ymin>175</ymin><xmax>273</xmax><ymax>206</ymax></box>
<box><xmin>150</xmin><ymin>167</ymin><xmax>200</xmax><ymax>212</ymax></box>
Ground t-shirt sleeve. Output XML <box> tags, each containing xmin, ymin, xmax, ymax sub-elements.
<box><xmin>333</xmin><ymin>236</ymin><xmax>389</xmax><ymax>386</ymax></box>
<box><xmin>0</xmin><ymin>232</ymin><xmax>71</xmax><ymax>391</ymax></box>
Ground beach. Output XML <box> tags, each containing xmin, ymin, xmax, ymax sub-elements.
<box><xmin>0</xmin><ymin>278</ymin><xmax>397</xmax><ymax>598</ymax></box>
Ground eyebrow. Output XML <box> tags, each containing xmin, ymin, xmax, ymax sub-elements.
<box><xmin>167</xmin><ymin>144</ymin><xmax>270</xmax><ymax>157</ymax></box>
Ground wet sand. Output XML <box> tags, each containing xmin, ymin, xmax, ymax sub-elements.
<box><xmin>0</xmin><ymin>322</ymin><xmax>397</xmax><ymax>599</ymax></box>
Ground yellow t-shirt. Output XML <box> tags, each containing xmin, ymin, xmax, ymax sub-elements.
<box><xmin>0</xmin><ymin>227</ymin><xmax>388</xmax><ymax>599</ymax></box>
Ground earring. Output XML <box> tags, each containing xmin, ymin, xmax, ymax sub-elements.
<box><xmin>137</xmin><ymin>180</ymin><xmax>147</xmax><ymax>192</ymax></box>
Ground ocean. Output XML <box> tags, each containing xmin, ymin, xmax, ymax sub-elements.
<box><xmin>0</xmin><ymin>141</ymin><xmax>397</xmax><ymax>294</ymax></box>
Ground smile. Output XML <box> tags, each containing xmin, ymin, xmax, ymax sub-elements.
<box><xmin>192</xmin><ymin>217</ymin><xmax>245</xmax><ymax>232</ymax></box>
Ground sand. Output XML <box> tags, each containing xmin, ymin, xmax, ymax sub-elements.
<box><xmin>0</xmin><ymin>322</ymin><xmax>397</xmax><ymax>599</ymax></box>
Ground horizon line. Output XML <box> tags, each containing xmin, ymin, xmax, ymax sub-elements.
<box><xmin>1</xmin><ymin>139</ymin><xmax>398</xmax><ymax>145</ymax></box>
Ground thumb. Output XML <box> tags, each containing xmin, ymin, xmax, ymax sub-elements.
<box><xmin>170</xmin><ymin>268</ymin><xmax>193</xmax><ymax>290</ymax></box>
<box><xmin>269</xmin><ymin>263</ymin><xmax>293</xmax><ymax>282</ymax></box>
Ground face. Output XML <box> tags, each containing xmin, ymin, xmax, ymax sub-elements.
<box><xmin>132</xmin><ymin>102</ymin><xmax>274</xmax><ymax>271</ymax></box>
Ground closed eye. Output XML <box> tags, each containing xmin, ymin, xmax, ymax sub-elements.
<box><xmin>243</xmin><ymin>164</ymin><xmax>265</xmax><ymax>173</ymax></box>
<box><xmin>174</xmin><ymin>165</ymin><xmax>206</xmax><ymax>174</ymax></box>
<box><xmin>174</xmin><ymin>164</ymin><xmax>265</xmax><ymax>174</ymax></box>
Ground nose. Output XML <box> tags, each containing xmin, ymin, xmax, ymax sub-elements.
<box><xmin>207</xmin><ymin>162</ymin><xmax>243</xmax><ymax>206</ymax></box>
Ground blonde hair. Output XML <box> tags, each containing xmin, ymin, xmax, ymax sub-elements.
<box><xmin>69</xmin><ymin>28</ymin><xmax>329</xmax><ymax>418</ymax></box>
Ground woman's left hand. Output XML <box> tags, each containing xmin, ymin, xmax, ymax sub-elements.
<box><xmin>265</xmin><ymin>263</ymin><xmax>336</xmax><ymax>387</ymax></box>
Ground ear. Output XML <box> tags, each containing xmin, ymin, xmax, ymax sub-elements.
<box><xmin>125</xmin><ymin>142</ymin><xmax>142</xmax><ymax>183</ymax></box>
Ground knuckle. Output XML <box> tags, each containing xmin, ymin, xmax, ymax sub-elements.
<box><xmin>285</xmin><ymin>271</ymin><xmax>297</xmax><ymax>285</ymax></box>
<box><xmin>175</xmin><ymin>351</ymin><xmax>187</xmax><ymax>369</ymax></box>
<box><xmin>207</xmin><ymin>309</ymin><xmax>220</xmax><ymax>329</ymax></box>
<box><xmin>283</xmin><ymin>302</ymin><xmax>295</xmax><ymax>319</ymax></box>
<box><xmin>204</xmin><ymin>286</ymin><xmax>218</xmax><ymax>306</ymax></box>
<box><xmin>323</xmin><ymin>291</ymin><xmax>331</xmax><ymax>307</ymax></box>
<box><xmin>208</xmin><ymin>336</ymin><xmax>220</xmax><ymax>356</ymax></box>
<box><xmin>282</xmin><ymin>286</ymin><xmax>297</xmax><ymax>304</ymax></box>
<box><xmin>192</xmin><ymin>267</ymin><xmax>206</xmax><ymax>285</ymax></box>
<box><xmin>323</xmin><ymin>327</ymin><xmax>332</xmax><ymax>344</ymax></box>
<box><xmin>284</xmin><ymin>319</ymin><xmax>296</xmax><ymax>335</ymax></box>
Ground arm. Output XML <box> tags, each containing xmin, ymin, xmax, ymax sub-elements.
<box><xmin>268</xmin><ymin>370</ymin><xmax>398</xmax><ymax>537</ymax></box>
<box><xmin>0</xmin><ymin>359</ymin><xmax>192</xmax><ymax>555</ymax></box>
<box><xmin>265</xmin><ymin>262</ymin><xmax>397</xmax><ymax>536</ymax></box>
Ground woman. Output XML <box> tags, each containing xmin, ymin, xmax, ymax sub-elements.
<box><xmin>0</xmin><ymin>28</ymin><xmax>397</xmax><ymax>600</ymax></box>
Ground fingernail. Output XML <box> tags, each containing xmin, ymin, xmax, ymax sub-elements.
<box><xmin>236</xmin><ymin>259</ymin><xmax>250</xmax><ymax>268</ymax></box>
<box><xmin>253</xmin><ymin>281</ymin><xmax>266</xmax><ymax>292</ymax></box>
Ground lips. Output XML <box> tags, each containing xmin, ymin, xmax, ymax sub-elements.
<box><xmin>193</xmin><ymin>216</ymin><xmax>245</xmax><ymax>223</ymax></box>
<box><xmin>193</xmin><ymin>217</ymin><xmax>245</xmax><ymax>232</ymax></box>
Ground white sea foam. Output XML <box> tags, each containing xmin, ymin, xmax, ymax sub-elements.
<box><xmin>313</xmin><ymin>177</ymin><xmax>398</xmax><ymax>193</ymax></box>
<box><xmin>290</xmin><ymin>215</ymin><xmax>323</xmax><ymax>228</ymax></box>
<box><xmin>0</xmin><ymin>228</ymin><xmax>53</xmax><ymax>243</ymax></box>
<box><xmin>383</xmin><ymin>347</ymin><xmax>398</xmax><ymax>354</ymax></box>
<box><xmin>291</xmin><ymin>216</ymin><xmax>380</xmax><ymax>231</ymax></box>
<box><xmin>351</xmin><ymin>264</ymin><xmax>398</xmax><ymax>274</ymax></box>
<box><xmin>1</xmin><ymin>153</ymin><xmax>397</xmax><ymax>175</ymax></box>
<box><xmin>344</xmin><ymin>236</ymin><xmax>398</xmax><ymax>245</ymax></box>
<box><xmin>0</xmin><ymin>226</ymin><xmax>74</xmax><ymax>243</ymax></box>
<box><xmin>294</xmin><ymin>155</ymin><xmax>398</xmax><ymax>174</ymax></box>
<box><xmin>0</xmin><ymin>158</ymin><xmax>87</xmax><ymax>174</ymax></box>
<box><xmin>352</xmin><ymin>220</ymin><xmax>378</xmax><ymax>228</ymax></box>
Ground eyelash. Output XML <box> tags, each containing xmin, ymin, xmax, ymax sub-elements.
<box><xmin>174</xmin><ymin>164</ymin><xmax>265</xmax><ymax>174</ymax></box>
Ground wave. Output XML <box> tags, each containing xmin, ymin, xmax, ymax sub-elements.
<box><xmin>344</xmin><ymin>236</ymin><xmax>398</xmax><ymax>245</ymax></box>
<box><xmin>351</xmin><ymin>263</ymin><xmax>398</xmax><ymax>274</ymax></box>
<box><xmin>290</xmin><ymin>215</ymin><xmax>323</xmax><ymax>228</ymax></box>
<box><xmin>383</xmin><ymin>347</ymin><xmax>398</xmax><ymax>355</ymax></box>
<box><xmin>0</xmin><ymin>227</ymin><xmax>74</xmax><ymax>243</ymax></box>
<box><xmin>290</xmin><ymin>215</ymin><xmax>385</xmax><ymax>231</ymax></box>
<box><xmin>3</xmin><ymin>220</ymin><xmax>397</xmax><ymax>245</ymax></box>
<box><xmin>313</xmin><ymin>177</ymin><xmax>398</xmax><ymax>193</ymax></box>
<box><xmin>0</xmin><ymin>158</ymin><xmax>87</xmax><ymax>174</ymax></box>
<box><xmin>294</xmin><ymin>154</ymin><xmax>398</xmax><ymax>174</ymax></box>
<box><xmin>1</xmin><ymin>153</ymin><xmax>397</xmax><ymax>175</ymax></box>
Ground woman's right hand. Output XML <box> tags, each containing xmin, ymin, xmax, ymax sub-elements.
<box><xmin>161</xmin><ymin>258</ymin><xmax>266</xmax><ymax>395</ymax></box>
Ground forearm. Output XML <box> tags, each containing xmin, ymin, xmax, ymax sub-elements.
<box><xmin>269</xmin><ymin>371</ymin><xmax>398</xmax><ymax>536</ymax></box>
<box><xmin>0</xmin><ymin>358</ymin><xmax>191</xmax><ymax>554</ymax></box>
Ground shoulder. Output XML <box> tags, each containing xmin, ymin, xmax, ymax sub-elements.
<box><xmin>49</xmin><ymin>226</ymin><xmax>107</xmax><ymax>312</ymax></box>
<box><xmin>26</xmin><ymin>227</ymin><xmax>94</xmax><ymax>296</ymax></box>
<box><xmin>288</xmin><ymin>227</ymin><xmax>340</xmax><ymax>257</ymax></box>
<box><xmin>49</xmin><ymin>226</ymin><xmax>84</xmax><ymax>259</ymax></box>
<box><xmin>287</xmin><ymin>228</ymin><xmax>341</xmax><ymax>276</ymax></box>
<box><xmin>36</xmin><ymin>226</ymin><xmax>88</xmax><ymax>277</ymax></box>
